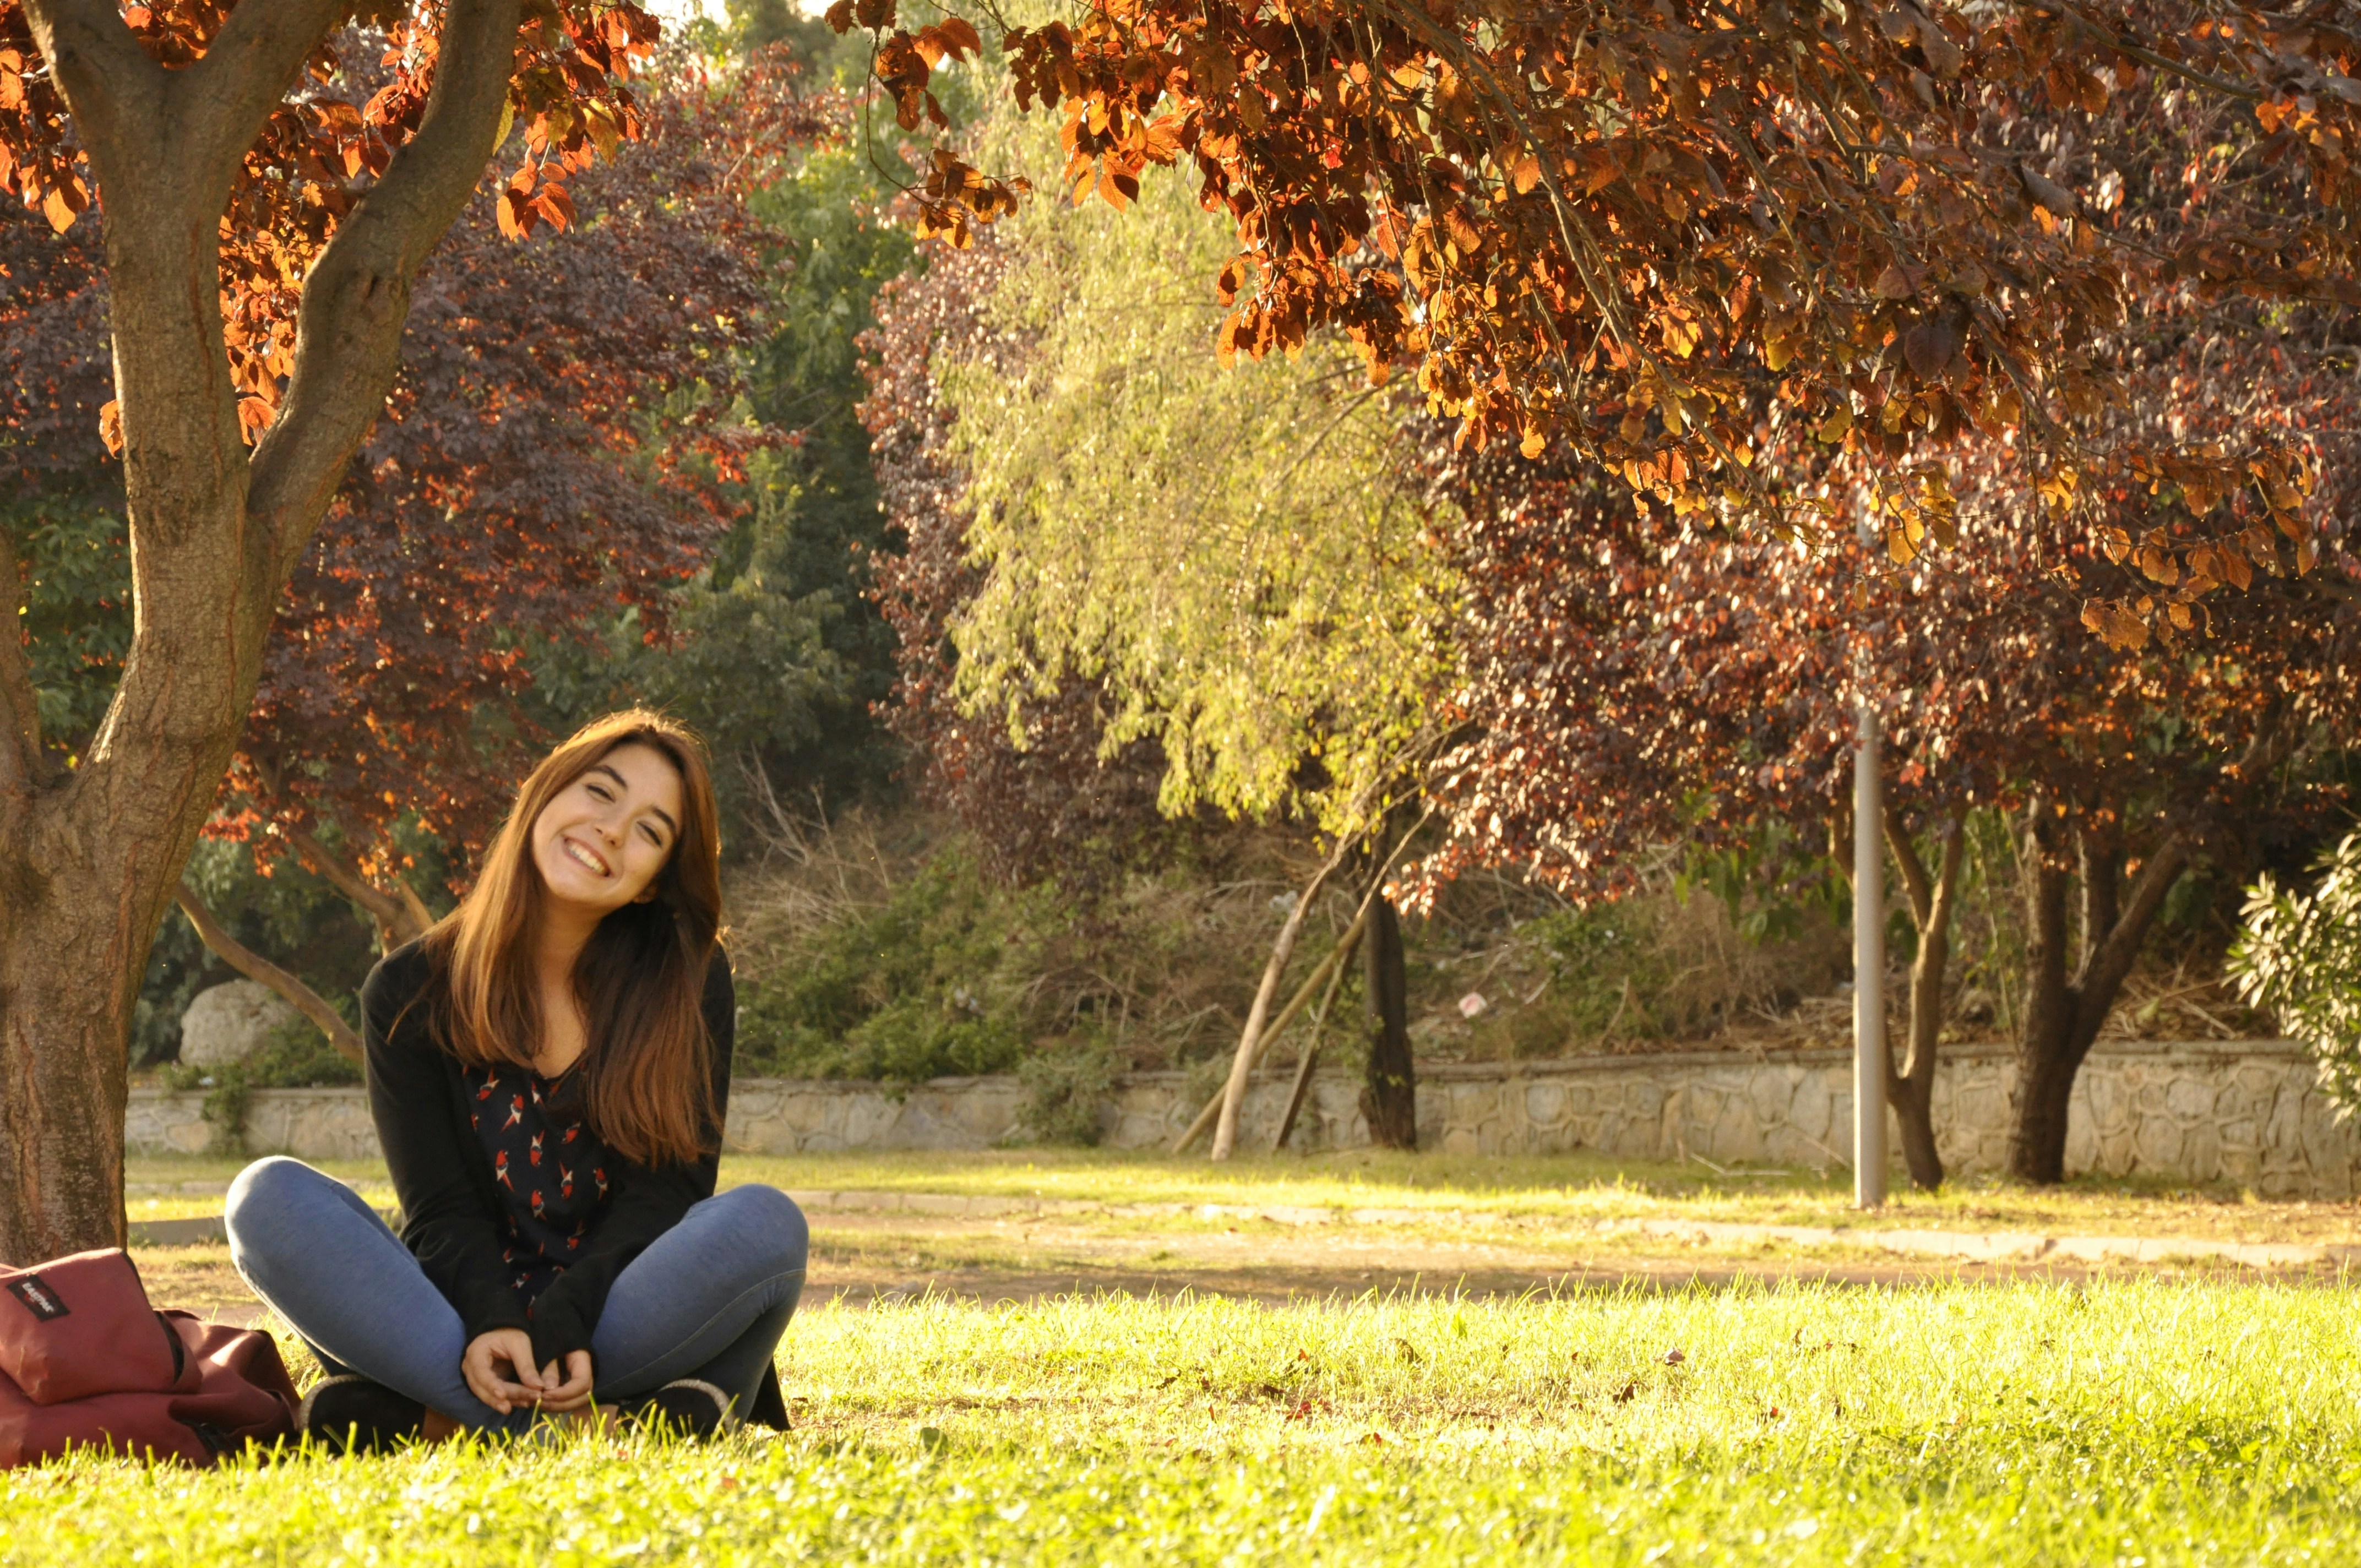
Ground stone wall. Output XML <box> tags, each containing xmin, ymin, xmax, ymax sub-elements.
<box><xmin>123</xmin><ymin>1038</ymin><xmax>2361</xmax><ymax>1196</ymax></box>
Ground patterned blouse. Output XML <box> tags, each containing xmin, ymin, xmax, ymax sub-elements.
<box><xmin>461</xmin><ymin>1062</ymin><xmax>613</xmax><ymax>1310</ymax></box>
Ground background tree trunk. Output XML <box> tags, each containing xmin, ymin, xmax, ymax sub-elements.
<box><xmin>1359</xmin><ymin>893</ymin><xmax>1416</xmax><ymax>1149</ymax></box>
<box><xmin>2005</xmin><ymin>712</ymin><xmax>2292</xmax><ymax>1183</ymax></box>
<box><xmin>1884</xmin><ymin>810</ymin><xmax>1965</xmax><ymax>1191</ymax></box>
<box><xmin>2006</xmin><ymin>807</ymin><xmax>2190</xmax><ymax>1183</ymax></box>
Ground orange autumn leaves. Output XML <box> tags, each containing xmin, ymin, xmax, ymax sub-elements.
<box><xmin>0</xmin><ymin>0</ymin><xmax>660</xmax><ymax>451</ymax></box>
<box><xmin>829</xmin><ymin>0</ymin><xmax>2356</xmax><ymax>651</ymax></box>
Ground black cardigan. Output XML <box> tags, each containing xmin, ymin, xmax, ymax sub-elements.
<box><xmin>360</xmin><ymin>939</ymin><xmax>783</xmax><ymax>1425</ymax></box>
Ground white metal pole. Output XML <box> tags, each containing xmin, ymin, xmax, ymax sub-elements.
<box><xmin>1853</xmin><ymin>625</ymin><xmax>1888</xmax><ymax>1210</ymax></box>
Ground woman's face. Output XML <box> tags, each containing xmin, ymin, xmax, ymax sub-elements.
<box><xmin>529</xmin><ymin>742</ymin><xmax>686</xmax><ymax>918</ymax></box>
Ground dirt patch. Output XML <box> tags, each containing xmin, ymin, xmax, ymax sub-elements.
<box><xmin>134</xmin><ymin>1203</ymin><xmax>2345</xmax><ymax>1338</ymax></box>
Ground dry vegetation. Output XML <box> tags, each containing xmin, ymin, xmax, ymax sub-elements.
<box><xmin>712</xmin><ymin>802</ymin><xmax>2288</xmax><ymax>1088</ymax></box>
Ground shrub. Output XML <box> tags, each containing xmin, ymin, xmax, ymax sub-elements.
<box><xmin>733</xmin><ymin>849</ymin><xmax>1040</xmax><ymax>1082</ymax></box>
<box><xmin>2228</xmin><ymin>834</ymin><xmax>2361</xmax><ymax>1113</ymax></box>
<box><xmin>1013</xmin><ymin>1039</ymin><xmax>1118</xmax><ymax>1145</ymax></box>
<box><xmin>161</xmin><ymin>1012</ymin><xmax>363</xmax><ymax>1155</ymax></box>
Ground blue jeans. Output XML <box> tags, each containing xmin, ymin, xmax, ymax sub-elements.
<box><xmin>225</xmin><ymin>1157</ymin><xmax>807</xmax><ymax>1434</ymax></box>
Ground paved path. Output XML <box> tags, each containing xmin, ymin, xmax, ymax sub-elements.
<box><xmin>787</xmin><ymin>1188</ymin><xmax>2354</xmax><ymax>1272</ymax></box>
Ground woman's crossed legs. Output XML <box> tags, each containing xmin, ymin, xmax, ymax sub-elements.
<box><xmin>225</xmin><ymin>1156</ymin><xmax>808</xmax><ymax>1434</ymax></box>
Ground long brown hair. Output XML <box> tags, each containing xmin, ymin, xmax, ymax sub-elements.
<box><xmin>424</xmin><ymin>711</ymin><xmax>725</xmax><ymax>1167</ymax></box>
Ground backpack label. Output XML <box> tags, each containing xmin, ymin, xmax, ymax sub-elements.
<box><xmin>5</xmin><ymin>1275</ymin><xmax>68</xmax><ymax>1321</ymax></box>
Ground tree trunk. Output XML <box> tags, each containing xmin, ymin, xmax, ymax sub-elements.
<box><xmin>0</xmin><ymin>886</ymin><xmax>157</xmax><ymax>1262</ymax></box>
<box><xmin>1359</xmin><ymin>894</ymin><xmax>1416</xmax><ymax>1150</ymax></box>
<box><xmin>2006</xmin><ymin>801</ymin><xmax>2189</xmax><ymax>1183</ymax></box>
<box><xmin>2003</xmin><ymin>710</ymin><xmax>2294</xmax><ymax>1183</ymax></box>
<box><xmin>1883</xmin><ymin>808</ymin><xmax>1965</xmax><ymax>1192</ymax></box>
<box><xmin>0</xmin><ymin>0</ymin><xmax>523</xmax><ymax>1261</ymax></box>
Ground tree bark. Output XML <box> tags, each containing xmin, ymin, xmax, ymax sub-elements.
<box><xmin>172</xmin><ymin>883</ymin><xmax>363</xmax><ymax>1063</ymax></box>
<box><xmin>1883</xmin><ymin>808</ymin><xmax>1965</xmax><ymax>1192</ymax></box>
<box><xmin>2003</xmin><ymin>708</ymin><xmax>2297</xmax><ymax>1184</ymax></box>
<box><xmin>1359</xmin><ymin>894</ymin><xmax>1417</xmax><ymax>1150</ymax></box>
<box><xmin>2006</xmin><ymin>802</ymin><xmax>2191</xmax><ymax>1183</ymax></box>
<box><xmin>0</xmin><ymin>0</ymin><xmax>521</xmax><ymax>1261</ymax></box>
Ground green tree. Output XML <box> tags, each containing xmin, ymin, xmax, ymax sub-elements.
<box><xmin>889</xmin><ymin>100</ymin><xmax>1461</xmax><ymax>1158</ymax></box>
<box><xmin>939</xmin><ymin>111</ymin><xmax>1459</xmax><ymax>837</ymax></box>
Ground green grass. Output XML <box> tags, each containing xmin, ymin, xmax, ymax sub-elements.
<box><xmin>126</xmin><ymin>1147</ymin><xmax>2361</xmax><ymax>1242</ymax></box>
<box><xmin>6</xmin><ymin>1282</ymin><xmax>2359</xmax><ymax>1563</ymax></box>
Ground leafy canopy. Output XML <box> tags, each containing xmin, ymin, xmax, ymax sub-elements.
<box><xmin>924</xmin><ymin>106</ymin><xmax>1457</xmax><ymax>835</ymax></box>
<box><xmin>834</xmin><ymin>0</ymin><xmax>2358</xmax><ymax>645</ymax></box>
<box><xmin>0</xmin><ymin>0</ymin><xmax>666</xmax><ymax>446</ymax></box>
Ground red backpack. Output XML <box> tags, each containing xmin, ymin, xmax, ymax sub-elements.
<box><xmin>0</xmin><ymin>1249</ymin><xmax>298</xmax><ymax>1468</ymax></box>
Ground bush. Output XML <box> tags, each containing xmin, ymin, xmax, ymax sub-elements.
<box><xmin>733</xmin><ymin>849</ymin><xmax>1040</xmax><ymax>1082</ymax></box>
<box><xmin>161</xmin><ymin>1012</ymin><xmax>363</xmax><ymax>1155</ymax></box>
<box><xmin>2229</xmin><ymin>833</ymin><xmax>2361</xmax><ymax>1112</ymax></box>
<box><xmin>1013</xmin><ymin>1040</ymin><xmax>1118</xmax><ymax>1146</ymax></box>
<box><xmin>726</xmin><ymin>812</ymin><xmax>1318</xmax><ymax>1085</ymax></box>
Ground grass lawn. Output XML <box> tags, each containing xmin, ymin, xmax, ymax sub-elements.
<box><xmin>4</xmin><ymin>1281</ymin><xmax>2357</xmax><ymax>1564</ymax></box>
<box><xmin>127</xmin><ymin>1146</ymin><xmax>2361</xmax><ymax>1244</ymax></box>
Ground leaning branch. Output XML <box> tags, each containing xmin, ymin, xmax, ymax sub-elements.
<box><xmin>287</xmin><ymin>825</ymin><xmax>431</xmax><ymax>948</ymax></box>
<box><xmin>1203</xmin><ymin>832</ymin><xmax>1358</xmax><ymax>1159</ymax></box>
<box><xmin>1881</xmin><ymin>802</ymin><xmax>1936</xmax><ymax>933</ymax></box>
<box><xmin>1270</xmin><ymin>922</ymin><xmax>1361</xmax><ymax>1153</ymax></box>
<box><xmin>247</xmin><ymin>0</ymin><xmax>525</xmax><ymax>571</ymax></box>
<box><xmin>1173</xmin><ymin>899</ymin><xmax>1375</xmax><ymax>1156</ymax></box>
<box><xmin>173</xmin><ymin>881</ymin><xmax>363</xmax><ymax>1063</ymax></box>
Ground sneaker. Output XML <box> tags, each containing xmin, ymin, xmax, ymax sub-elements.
<box><xmin>300</xmin><ymin>1374</ymin><xmax>427</xmax><ymax>1454</ymax></box>
<box><xmin>625</xmin><ymin>1378</ymin><xmax>733</xmax><ymax>1439</ymax></box>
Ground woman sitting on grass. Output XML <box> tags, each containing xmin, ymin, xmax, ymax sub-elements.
<box><xmin>225</xmin><ymin>711</ymin><xmax>808</xmax><ymax>1449</ymax></box>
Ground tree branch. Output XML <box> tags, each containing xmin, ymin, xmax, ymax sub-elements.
<box><xmin>18</xmin><ymin>0</ymin><xmax>168</xmax><ymax>159</ymax></box>
<box><xmin>1174</xmin><ymin>897</ymin><xmax>1374</xmax><ymax>1156</ymax></box>
<box><xmin>2070</xmin><ymin>829</ymin><xmax>2186</xmax><ymax>1032</ymax></box>
<box><xmin>247</xmin><ymin>0</ymin><xmax>525</xmax><ymax>571</ymax></box>
<box><xmin>1272</xmin><ymin>922</ymin><xmax>1360</xmax><ymax>1153</ymax></box>
<box><xmin>2076</xmin><ymin>707</ymin><xmax>2299</xmax><ymax>1019</ymax></box>
<box><xmin>2077</xmin><ymin>817</ymin><xmax>2121</xmax><ymax>974</ymax></box>
<box><xmin>286</xmin><ymin>825</ymin><xmax>431</xmax><ymax>948</ymax></box>
<box><xmin>173</xmin><ymin>881</ymin><xmax>363</xmax><ymax>1063</ymax></box>
<box><xmin>1881</xmin><ymin>802</ymin><xmax>1935</xmax><ymax>932</ymax></box>
<box><xmin>176</xmin><ymin>0</ymin><xmax>351</xmax><ymax>186</ymax></box>
<box><xmin>1200</xmin><ymin>832</ymin><xmax>1357</xmax><ymax>1159</ymax></box>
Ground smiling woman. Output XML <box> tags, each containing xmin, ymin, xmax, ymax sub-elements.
<box><xmin>218</xmin><ymin>712</ymin><xmax>808</xmax><ymax>1455</ymax></box>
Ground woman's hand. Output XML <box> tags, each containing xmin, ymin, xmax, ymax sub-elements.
<box><xmin>463</xmin><ymin>1330</ymin><xmax>551</xmax><ymax>1414</ymax></box>
<box><xmin>536</xmin><ymin>1350</ymin><xmax>596</xmax><ymax>1414</ymax></box>
<box><xmin>462</xmin><ymin>1331</ymin><xmax>597</xmax><ymax>1415</ymax></box>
